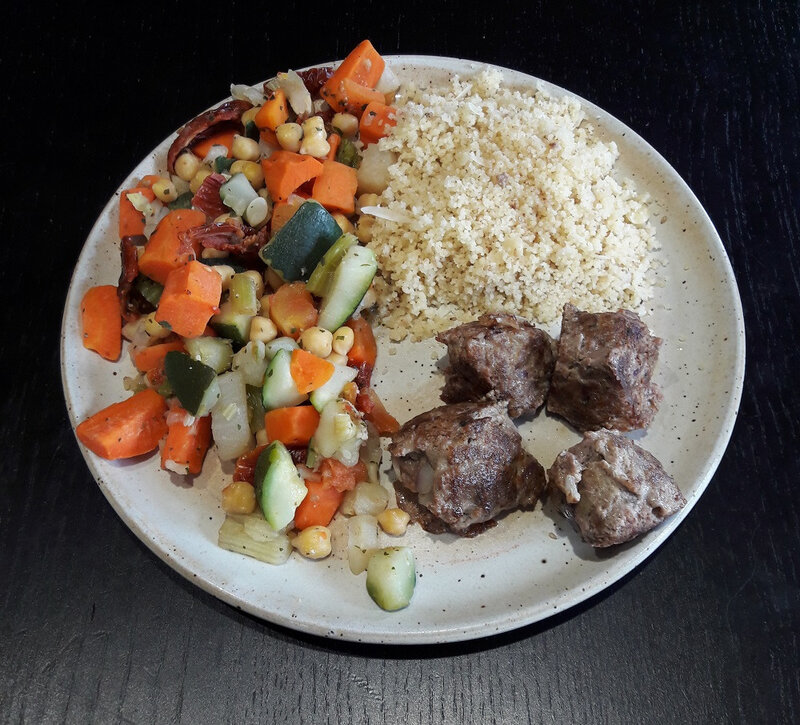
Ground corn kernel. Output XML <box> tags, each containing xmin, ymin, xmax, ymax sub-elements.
<box><xmin>241</xmin><ymin>106</ymin><xmax>260</xmax><ymax>127</ymax></box>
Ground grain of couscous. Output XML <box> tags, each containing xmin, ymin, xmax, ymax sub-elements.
<box><xmin>365</xmin><ymin>68</ymin><xmax>659</xmax><ymax>341</ymax></box>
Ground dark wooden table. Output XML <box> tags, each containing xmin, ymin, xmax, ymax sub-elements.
<box><xmin>3</xmin><ymin>2</ymin><xmax>798</xmax><ymax>723</ymax></box>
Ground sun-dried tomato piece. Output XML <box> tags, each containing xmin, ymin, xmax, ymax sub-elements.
<box><xmin>166</xmin><ymin>99</ymin><xmax>252</xmax><ymax>175</ymax></box>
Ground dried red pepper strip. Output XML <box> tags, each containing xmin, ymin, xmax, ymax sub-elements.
<box><xmin>166</xmin><ymin>99</ymin><xmax>252</xmax><ymax>174</ymax></box>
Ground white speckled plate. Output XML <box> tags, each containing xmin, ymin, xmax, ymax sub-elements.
<box><xmin>61</xmin><ymin>56</ymin><xmax>745</xmax><ymax>644</ymax></box>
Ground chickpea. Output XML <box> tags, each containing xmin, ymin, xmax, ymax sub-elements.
<box><xmin>250</xmin><ymin>316</ymin><xmax>278</xmax><ymax>344</ymax></box>
<box><xmin>231</xmin><ymin>134</ymin><xmax>261</xmax><ymax>162</ymax></box>
<box><xmin>331</xmin><ymin>326</ymin><xmax>355</xmax><ymax>356</ymax></box>
<box><xmin>276</xmin><ymin>122</ymin><xmax>303</xmax><ymax>152</ymax></box>
<box><xmin>299</xmin><ymin>326</ymin><xmax>333</xmax><ymax>358</ymax></box>
<box><xmin>221</xmin><ymin>481</ymin><xmax>257</xmax><ymax>515</ymax></box>
<box><xmin>174</xmin><ymin>151</ymin><xmax>201</xmax><ymax>182</ymax></box>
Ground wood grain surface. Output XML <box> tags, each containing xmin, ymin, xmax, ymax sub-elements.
<box><xmin>2</xmin><ymin>1</ymin><xmax>798</xmax><ymax>723</ymax></box>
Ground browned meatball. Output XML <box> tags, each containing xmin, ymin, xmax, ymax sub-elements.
<box><xmin>548</xmin><ymin>429</ymin><xmax>685</xmax><ymax>547</ymax></box>
<box><xmin>547</xmin><ymin>304</ymin><xmax>662</xmax><ymax>431</ymax></box>
<box><xmin>436</xmin><ymin>313</ymin><xmax>556</xmax><ymax>418</ymax></box>
<box><xmin>389</xmin><ymin>401</ymin><xmax>547</xmax><ymax>537</ymax></box>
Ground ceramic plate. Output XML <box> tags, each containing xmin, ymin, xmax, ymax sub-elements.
<box><xmin>61</xmin><ymin>56</ymin><xmax>745</xmax><ymax>644</ymax></box>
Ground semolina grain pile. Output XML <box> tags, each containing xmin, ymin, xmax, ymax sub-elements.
<box><xmin>366</xmin><ymin>68</ymin><xmax>659</xmax><ymax>341</ymax></box>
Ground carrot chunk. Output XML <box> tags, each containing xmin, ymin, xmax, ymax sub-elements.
<box><xmin>319</xmin><ymin>457</ymin><xmax>368</xmax><ymax>492</ymax></box>
<box><xmin>311</xmin><ymin>160</ymin><xmax>358</xmax><ymax>215</ymax></box>
<box><xmin>321</xmin><ymin>40</ymin><xmax>385</xmax><ymax>115</ymax></box>
<box><xmin>324</xmin><ymin>78</ymin><xmax>385</xmax><ymax>118</ymax></box>
<box><xmin>264</xmin><ymin>405</ymin><xmax>321</xmax><ymax>447</ymax></box>
<box><xmin>290</xmin><ymin>349</ymin><xmax>335</xmax><ymax>394</ymax></box>
<box><xmin>269</xmin><ymin>282</ymin><xmax>318</xmax><ymax>339</ymax></box>
<box><xmin>358</xmin><ymin>102</ymin><xmax>397</xmax><ymax>145</ymax></box>
<box><xmin>132</xmin><ymin>339</ymin><xmax>185</xmax><ymax>373</ymax></box>
<box><xmin>138</xmin><ymin>209</ymin><xmax>207</xmax><ymax>285</ymax></box>
<box><xmin>346</xmin><ymin>317</ymin><xmax>377</xmax><ymax>368</ymax></box>
<box><xmin>81</xmin><ymin>285</ymin><xmax>122</xmax><ymax>361</ymax></box>
<box><xmin>261</xmin><ymin>151</ymin><xmax>324</xmax><ymax>204</ymax></box>
<box><xmin>155</xmin><ymin>260</ymin><xmax>222</xmax><ymax>338</ymax></box>
<box><xmin>191</xmin><ymin>129</ymin><xmax>236</xmax><ymax>159</ymax></box>
<box><xmin>75</xmin><ymin>389</ymin><xmax>168</xmax><ymax>460</ymax></box>
<box><xmin>254</xmin><ymin>89</ymin><xmax>289</xmax><ymax>131</ymax></box>
<box><xmin>119</xmin><ymin>186</ymin><xmax>156</xmax><ymax>238</ymax></box>
<box><xmin>161</xmin><ymin>402</ymin><xmax>212</xmax><ymax>475</ymax></box>
<box><xmin>293</xmin><ymin>479</ymin><xmax>344</xmax><ymax>529</ymax></box>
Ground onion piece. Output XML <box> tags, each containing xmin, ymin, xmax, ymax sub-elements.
<box><xmin>230</xmin><ymin>83</ymin><xmax>266</xmax><ymax>106</ymax></box>
<box><xmin>359</xmin><ymin>205</ymin><xmax>412</xmax><ymax>223</ymax></box>
<box><xmin>277</xmin><ymin>70</ymin><xmax>313</xmax><ymax>117</ymax></box>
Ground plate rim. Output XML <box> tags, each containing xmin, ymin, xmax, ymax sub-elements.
<box><xmin>61</xmin><ymin>54</ymin><xmax>746</xmax><ymax>644</ymax></box>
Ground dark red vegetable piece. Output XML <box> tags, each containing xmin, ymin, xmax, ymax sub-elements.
<box><xmin>166</xmin><ymin>99</ymin><xmax>253</xmax><ymax>175</ymax></box>
<box><xmin>118</xmin><ymin>234</ymin><xmax>147</xmax><ymax>321</ymax></box>
<box><xmin>181</xmin><ymin>222</ymin><xmax>267</xmax><ymax>266</ymax></box>
<box><xmin>296</xmin><ymin>66</ymin><xmax>335</xmax><ymax>96</ymax></box>
<box><xmin>191</xmin><ymin>173</ymin><xmax>228</xmax><ymax>219</ymax></box>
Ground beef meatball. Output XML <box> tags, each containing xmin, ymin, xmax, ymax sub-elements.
<box><xmin>389</xmin><ymin>401</ymin><xmax>547</xmax><ymax>537</ymax></box>
<box><xmin>436</xmin><ymin>313</ymin><xmax>556</xmax><ymax>418</ymax></box>
<box><xmin>547</xmin><ymin>304</ymin><xmax>662</xmax><ymax>431</ymax></box>
<box><xmin>548</xmin><ymin>429</ymin><xmax>685</xmax><ymax>547</ymax></box>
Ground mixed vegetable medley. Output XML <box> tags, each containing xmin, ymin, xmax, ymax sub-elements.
<box><xmin>75</xmin><ymin>41</ymin><xmax>417</xmax><ymax>611</ymax></box>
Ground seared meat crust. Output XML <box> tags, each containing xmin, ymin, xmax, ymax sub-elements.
<box><xmin>547</xmin><ymin>304</ymin><xmax>662</xmax><ymax>431</ymax></box>
<box><xmin>389</xmin><ymin>401</ymin><xmax>546</xmax><ymax>536</ymax></box>
<box><xmin>436</xmin><ymin>313</ymin><xmax>556</xmax><ymax>418</ymax></box>
<box><xmin>548</xmin><ymin>429</ymin><xmax>685</xmax><ymax>547</ymax></box>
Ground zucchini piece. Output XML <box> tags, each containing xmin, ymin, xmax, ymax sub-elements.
<box><xmin>253</xmin><ymin>441</ymin><xmax>308</xmax><ymax>531</ymax></box>
<box><xmin>134</xmin><ymin>275</ymin><xmax>163</xmax><ymax>306</ymax></box>
<box><xmin>211</xmin><ymin>371</ymin><xmax>252</xmax><ymax>460</ymax></box>
<box><xmin>335</xmin><ymin>136</ymin><xmax>362</xmax><ymax>169</ymax></box>
<box><xmin>258</xmin><ymin>200</ymin><xmax>342</xmax><ymax>282</ymax></box>
<box><xmin>305</xmin><ymin>441</ymin><xmax>320</xmax><ymax>469</ymax></box>
<box><xmin>210</xmin><ymin>300</ymin><xmax>252</xmax><ymax>349</ymax></box>
<box><xmin>220</xmin><ymin>172</ymin><xmax>258</xmax><ymax>216</ymax></box>
<box><xmin>218</xmin><ymin>513</ymin><xmax>291</xmax><ymax>565</ymax></box>
<box><xmin>213</xmin><ymin>156</ymin><xmax>235</xmax><ymax>173</ymax></box>
<box><xmin>164</xmin><ymin>351</ymin><xmax>220</xmax><ymax>416</ymax></box>
<box><xmin>308</xmin><ymin>363</ymin><xmax>358</xmax><ymax>412</ymax></box>
<box><xmin>168</xmin><ymin>191</ymin><xmax>193</xmax><ymax>210</ymax></box>
<box><xmin>317</xmin><ymin>245</ymin><xmax>377</xmax><ymax>332</ymax></box>
<box><xmin>261</xmin><ymin>348</ymin><xmax>307</xmax><ymax>410</ymax></box>
<box><xmin>228</xmin><ymin>272</ymin><xmax>259</xmax><ymax>316</ymax></box>
<box><xmin>184</xmin><ymin>336</ymin><xmax>234</xmax><ymax>373</ymax></box>
<box><xmin>264</xmin><ymin>336</ymin><xmax>299</xmax><ymax>360</ymax></box>
<box><xmin>365</xmin><ymin>547</ymin><xmax>416</xmax><ymax>611</ymax></box>
<box><xmin>306</xmin><ymin>233</ymin><xmax>358</xmax><ymax>297</ymax></box>
<box><xmin>246</xmin><ymin>384</ymin><xmax>266</xmax><ymax>432</ymax></box>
